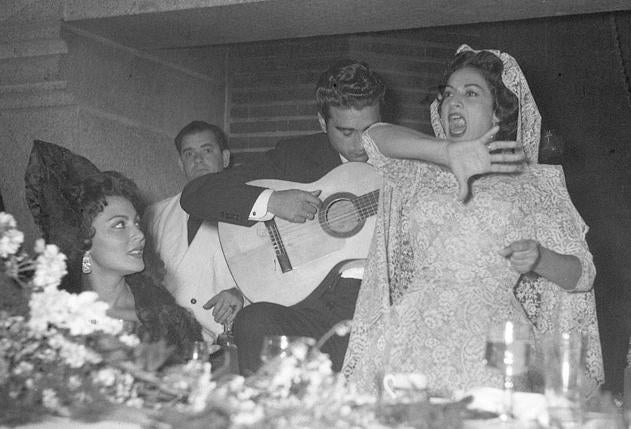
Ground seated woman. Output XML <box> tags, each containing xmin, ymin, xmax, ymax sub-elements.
<box><xmin>342</xmin><ymin>45</ymin><xmax>603</xmax><ymax>396</ymax></box>
<box><xmin>25</xmin><ymin>142</ymin><xmax>202</xmax><ymax>355</ymax></box>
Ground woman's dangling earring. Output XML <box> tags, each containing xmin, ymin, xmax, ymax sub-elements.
<box><xmin>82</xmin><ymin>252</ymin><xmax>92</xmax><ymax>274</ymax></box>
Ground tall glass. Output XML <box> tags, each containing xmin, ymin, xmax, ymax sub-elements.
<box><xmin>484</xmin><ymin>320</ymin><xmax>532</xmax><ymax>421</ymax></box>
<box><xmin>543</xmin><ymin>331</ymin><xmax>586</xmax><ymax>428</ymax></box>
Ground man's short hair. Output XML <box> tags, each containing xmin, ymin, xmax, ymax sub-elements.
<box><xmin>174</xmin><ymin>121</ymin><xmax>229</xmax><ymax>153</ymax></box>
<box><xmin>315</xmin><ymin>59</ymin><xmax>386</xmax><ymax>121</ymax></box>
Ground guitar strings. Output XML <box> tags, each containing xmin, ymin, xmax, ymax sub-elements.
<box><xmin>277</xmin><ymin>193</ymin><xmax>378</xmax><ymax>237</ymax></box>
<box><xmin>272</xmin><ymin>192</ymin><xmax>379</xmax><ymax>242</ymax></box>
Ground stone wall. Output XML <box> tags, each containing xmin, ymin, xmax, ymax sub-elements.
<box><xmin>0</xmin><ymin>3</ymin><xmax>226</xmax><ymax>243</ymax></box>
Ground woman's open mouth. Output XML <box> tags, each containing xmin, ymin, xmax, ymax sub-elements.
<box><xmin>448</xmin><ymin>113</ymin><xmax>467</xmax><ymax>137</ymax></box>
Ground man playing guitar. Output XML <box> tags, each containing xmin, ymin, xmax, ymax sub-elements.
<box><xmin>181</xmin><ymin>59</ymin><xmax>524</xmax><ymax>375</ymax></box>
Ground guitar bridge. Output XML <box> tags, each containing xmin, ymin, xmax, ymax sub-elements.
<box><xmin>264</xmin><ymin>219</ymin><xmax>292</xmax><ymax>273</ymax></box>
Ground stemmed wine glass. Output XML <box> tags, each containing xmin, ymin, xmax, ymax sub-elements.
<box><xmin>260</xmin><ymin>335</ymin><xmax>315</xmax><ymax>365</ymax></box>
<box><xmin>484</xmin><ymin>319</ymin><xmax>532</xmax><ymax>421</ymax></box>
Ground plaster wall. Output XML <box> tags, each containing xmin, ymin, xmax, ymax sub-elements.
<box><xmin>61</xmin><ymin>27</ymin><xmax>226</xmax><ymax>202</ymax></box>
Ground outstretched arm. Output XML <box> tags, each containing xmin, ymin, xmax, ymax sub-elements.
<box><xmin>365</xmin><ymin>124</ymin><xmax>525</xmax><ymax>200</ymax></box>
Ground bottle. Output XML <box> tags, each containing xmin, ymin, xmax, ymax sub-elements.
<box><xmin>216</xmin><ymin>326</ymin><xmax>239</xmax><ymax>374</ymax></box>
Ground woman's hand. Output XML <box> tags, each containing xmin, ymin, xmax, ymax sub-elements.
<box><xmin>499</xmin><ymin>239</ymin><xmax>541</xmax><ymax>274</ymax></box>
<box><xmin>446</xmin><ymin>126</ymin><xmax>525</xmax><ymax>201</ymax></box>
<box><xmin>203</xmin><ymin>287</ymin><xmax>244</xmax><ymax>325</ymax></box>
<box><xmin>501</xmin><ymin>240</ymin><xmax>582</xmax><ymax>291</ymax></box>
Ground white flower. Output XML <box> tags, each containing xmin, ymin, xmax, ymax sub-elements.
<box><xmin>0</xmin><ymin>228</ymin><xmax>23</xmax><ymax>258</ymax></box>
<box><xmin>333</xmin><ymin>319</ymin><xmax>353</xmax><ymax>337</ymax></box>
<box><xmin>232</xmin><ymin>404</ymin><xmax>265</xmax><ymax>426</ymax></box>
<box><xmin>0</xmin><ymin>356</ymin><xmax>9</xmax><ymax>383</ymax></box>
<box><xmin>118</xmin><ymin>333</ymin><xmax>140</xmax><ymax>347</ymax></box>
<box><xmin>33</xmin><ymin>238</ymin><xmax>46</xmax><ymax>254</ymax></box>
<box><xmin>32</xmin><ymin>244</ymin><xmax>67</xmax><ymax>289</ymax></box>
<box><xmin>59</xmin><ymin>337</ymin><xmax>102</xmax><ymax>368</ymax></box>
<box><xmin>0</xmin><ymin>212</ymin><xmax>23</xmax><ymax>257</ymax></box>
<box><xmin>94</xmin><ymin>367</ymin><xmax>117</xmax><ymax>387</ymax></box>
<box><xmin>0</xmin><ymin>212</ymin><xmax>17</xmax><ymax>230</ymax></box>
<box><xmin>68</xmin><ymin>375</ymin><xmax>82</xmax><ymax>390</ymax></box>
<box><xmin>42</xmin><ymin>388</ymin><xmax>60</xmax><ymax>410</ymax></box>
<box><xmin>13</xmin><ymin>361</ymin><xmax>34</xmax><ymax>376</ymax></box>
<box><xmin>125</xmin><ymin>396</ymin><xmax>144</xmax><ymax>408</ymax></box>
<box><xmin>49</xmin><ymin>335</ymin><xmax>102</xmax><ymax>368</ymax></box>
<box><xmin>29</xmin><ymin>288</ymin><xmax>122</xmax><ymax>336</ymax></box>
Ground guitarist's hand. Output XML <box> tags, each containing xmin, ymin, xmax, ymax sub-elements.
<box><xmin>203</xmin><ymin>288</ymin><xmax>244</xmax><ymax>325</ymax></box>
<box><xmin>268</xmin><ymin>189</ymin><xmax>322</xmax><ymax>223</ymax></box>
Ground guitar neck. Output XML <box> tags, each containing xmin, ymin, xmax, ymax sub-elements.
<box><xmin>353</xmin><ymin>189</ymin><xmax>379</xmax><ymax>220</ymax></box>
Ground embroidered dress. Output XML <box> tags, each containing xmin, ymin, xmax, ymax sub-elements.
<box><xmin>342</xmin><ymin>45</ymin><xmax>603</xmax><ymax>396</ymax></box>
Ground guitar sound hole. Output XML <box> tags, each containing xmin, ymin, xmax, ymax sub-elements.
<box><xmin>319</xmin><ymin>193</ymin><xmax>364</xmax><ymax>238</ymax></box>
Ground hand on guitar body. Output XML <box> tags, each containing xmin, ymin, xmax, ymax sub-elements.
<box><xmin>268</xmin><ymin>189</ymin><xmax>322</xmax><ymax>223</ymax></box>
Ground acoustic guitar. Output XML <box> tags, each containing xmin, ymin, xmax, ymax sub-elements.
<box><xmin>218</xmin><ymin>162</ymin><xmax>381</xmax><ymax>306</ymax></box>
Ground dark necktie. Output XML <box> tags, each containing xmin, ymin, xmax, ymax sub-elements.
<box><xmin>187</xmin><ymin>216</ymin><xmax>203</xmax><ymax>245</ymax></box>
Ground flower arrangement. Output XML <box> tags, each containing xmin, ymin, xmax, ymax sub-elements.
<box><xmin>163</xmin><ymin>320</ymin><xmax>391</xmax><ymax>429</ymax></box>
<box><xmin>0</xmin><ymin>212</ymin><xmax>156</xmax><ymax>426</ymax></box>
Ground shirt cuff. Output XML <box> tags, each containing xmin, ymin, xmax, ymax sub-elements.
<box><xmin>249</xmin><ymin>189</ymin><xmax>274</xmax><ymax>221</ymax></box>
<box><xmin>338</xmin><ymin>259</ymin><xmax>365</xmax><ymax>279</ymax></box>
<box><xmin>340</xmin><ymin>267</ymin><xmax>364</xmax><ymax>279</ymax></box>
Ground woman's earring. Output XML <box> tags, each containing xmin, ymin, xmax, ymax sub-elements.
<box><xmin>82</xmin><ymin>252</ymin><xmax>92</xmax><ymax>274</ymax></box>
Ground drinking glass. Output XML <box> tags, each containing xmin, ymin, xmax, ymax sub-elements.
<box><xmin>543</xmin><ymin>331</ymin><xmax>586</xmax><ymax>428</ymax></box>
<box><xmin>484</xmin><ymin>320</ymin><xmax>532</xmax><ymax>421</ymax></box>
<box><xmin>260</xmin><ymin>335</ymin><xmax>315</xmax><ymax>364</ymax></box>
<box><xmin>190</xmin><ymin>340</ymin><xmax>210</xmax><ymax>363</ymax></box>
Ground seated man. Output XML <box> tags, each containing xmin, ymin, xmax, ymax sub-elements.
<box><xmin>145</xmin><ymin>121</ymin><xmax>243</xmax><ymax>341</ymax></box>
<box><xmin>182</xmin><ymin>60</ymin><xmax>384</xmax><ymax>374</ymax></box>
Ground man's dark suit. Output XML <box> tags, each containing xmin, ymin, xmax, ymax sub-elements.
<box><xmin>181</xmin><ymin>133</ymin><xmax>361</xmax><ymax>375</ymax></box>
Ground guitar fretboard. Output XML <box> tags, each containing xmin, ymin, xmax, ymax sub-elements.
<box><xmin>353</xmin><ymin>189</ymin><xmax>379</xmax><ymax>220</ymax></box>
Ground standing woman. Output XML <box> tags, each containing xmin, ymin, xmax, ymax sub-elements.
<box><xmin>342</xmin><ymin>45</ymin><xmax>603</xmax><ymax>396</ymax></box>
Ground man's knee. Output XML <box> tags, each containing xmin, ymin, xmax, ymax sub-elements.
<box><xmin>233</xmin><ymin>302</ymin><xmax>281</xmax><ymax>340</ymax></box>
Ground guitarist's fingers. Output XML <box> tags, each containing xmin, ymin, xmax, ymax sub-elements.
<box><xmin>203</xmin><ymin>294</ymin><xmax>220</xmax><ymax>310</ymax></box>
<box><xmin>303</xmin><ymin>191</ymin><xmax>322</xmax><ymax>207</ymax></box>
<box><xmin>214</xmin><ymin>305</ymin><xmax>230</xmax><ymax>324</ymax></box>
<box><xmin>302</xmin><ymin>201</ymin><xmax>318</xmax><ymax>216</ymax></box>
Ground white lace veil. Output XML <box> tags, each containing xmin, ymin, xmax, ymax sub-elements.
<box><xmin>430</xmin><ymin>44</ymin><xmax>542</xmax><ymax>164</ymax></box>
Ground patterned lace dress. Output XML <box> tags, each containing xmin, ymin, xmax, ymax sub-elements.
<box><xmin>342</xmin><ymin>45</ymin><xmax>603</xmax><ymax>397</ymax></box>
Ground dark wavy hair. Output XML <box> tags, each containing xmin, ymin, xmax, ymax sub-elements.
<box><xmin>75</xmin><ymin>171</ymin><xmax>146</xmax><ymax>253</ymax></box>
<box><xmin>60</xmin><ymin>171</ymin><xmax>152</xmax><ymax>293</ymax></box>
<box><xmin>315</xmin><ymin>59</ymin><xmax>386</xmax><ymax>121</ymax></box>
<box><xmin>174</xmin><ymin>121</ymin><xmax>229</xmax><ymax>154</ymax></box>
<box><xmin>438</xmin><ymin>50</ymin><xmax>519</xmax><ymax>141</ymax></box>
